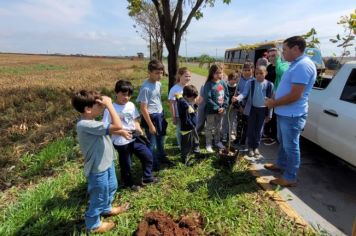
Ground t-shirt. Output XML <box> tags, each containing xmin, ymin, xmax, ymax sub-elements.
<box><xmin>136</xmin><ymin>79</ymin><xmax>163</xmax><ymax>114</ymax></box>
<box><xmin>275</xmin><ymin>55</ymin><xmax>316</xmax><ymax>117</ymax></box>
<box><xmin>102</xmin><ymin>102</ymin><xmax>140</xmax><ymax>146</ymax></box>
<box><xmin>204</xmin><ymin>80</ymin><xmax>229</xmax><ymax>114</ymax></box>
<box><xmin>76</xmin><ymin>119</ymin><xmax>116</xmax><ymax>177</ymax></box>
<box><xmin>168</xmin><ymin>84</ymin><xmax>184</xmax><ymax>118</ymax></box>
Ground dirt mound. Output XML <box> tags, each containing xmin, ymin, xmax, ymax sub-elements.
<box><xmin>135</xmin><ymin>211</ymin><xmax>204</xmax><ymax>236</ymax></box>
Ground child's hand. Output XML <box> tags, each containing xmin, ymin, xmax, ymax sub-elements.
<box><xmin>218</xmin><ymin>108</ymin><xmax>224</xmax><ymax>114</ymax></box>
<box><xmin>149</xmin><ymin>125</ymin><xmax>157</xmax><ymax>135</ymax></box>
<box><xmin>231</xmin><ymin>96</ymin><xmax>238</xmax><ymax>103</ymax></box>
<box><xmin>96</xmin><ymin>96</ymin><xmax>112</xmax><ymax>107</ymax></box>
<box><xmin>119</xmin><ymin>130</ymin><xmax>133</xmax><ymax>140</ymax></box>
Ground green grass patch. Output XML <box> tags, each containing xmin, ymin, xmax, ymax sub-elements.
<box><xmin>0</xmin><ymin>64</ymin><xmax>66</xmax><ymax>75</ymax></box>
<box><xmin>182</xmin><ymin>63</ymin><xmax>209</xmax><ymax>77</ymax></box>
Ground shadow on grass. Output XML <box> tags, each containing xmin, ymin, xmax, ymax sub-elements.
<box><xmin>187</xmin><ymin>157</ymin><xmax>257</xmax><ymax>200</ymax></box>
<box><xmin>14</xmin><ymin>182</ymin><xmax>87</xmax><ymax>236</ymax></box>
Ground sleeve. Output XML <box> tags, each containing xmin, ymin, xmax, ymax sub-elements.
<box><xmin>136</xmin><ymin>87</ymin><xmax>149</xmax><ymax>104</ymax></box>
<box><xmin>79</xmin><ymin>120</ymin><xmax>110</xmax><ymax>136</ymax></box>
<box><xmin>102</xmin><ymin>108</ymin><xmax>111</xmax><ymax>125</ymax></box>
<box><xmin>168</xmin><ymin>86</ymin><xmax>176</xmax><ymax>101</ymax></box>
<box><xmin>291</xmin><ymin>63</ymin><xmax>314</xmax><ymax>85</ymax></box>
<box><xmin>241</xmin><ymin>80</ymin><xmax>251</xmax><ymax>98</ymax></box>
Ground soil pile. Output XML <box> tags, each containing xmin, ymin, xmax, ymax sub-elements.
<box><xmin>135</xmin><ymin>211</ymin><xmax>204</xmax><ymax>236</ymax></box>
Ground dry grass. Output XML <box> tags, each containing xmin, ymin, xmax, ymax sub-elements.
<box><xmin>0</xmin><ymin>53</ymin><xmax>146</xmax><ymax>190</ymax></box>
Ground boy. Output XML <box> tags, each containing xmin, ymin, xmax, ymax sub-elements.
<box><xmin>103</xmin><ymin>80</ymin><xmax>158</xmax><ymax>191</ymax></box>
<box><xmin>232</xmin><ymin>62</ymin><xmax>254</xmax><ymax>152</ymax></box>
<box><xmin>235</xmin><ymin>66</ymin><xmax>274</xmax><ymax>158</ymax></box>
<box><xmin>137</xmin><ymin>59</ymin><xmax>172</xmax><ymax>171</ymax></box>
<box><xmin>176</xmin><ymin>85</ymin><xmax>200</xmax><ymax>165</ymax></box>
<box><xmin>72</xmin><ymin>90</ymin><xmax>129</xmax><ymax>233</ymax></box>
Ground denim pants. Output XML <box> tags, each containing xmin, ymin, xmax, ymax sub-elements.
<box><xmin>247</xmin><ymin>106</ymin><xmax>266</xmax><ymax>149</ymax></box>
<box><xmin>114</xmin><ymin>140</ymin><xmax>154</xmax><ymax>186</ymax></box>
<box><xmin>145</xmin><ymin>129</ymin><xmax>167</xmax><ymax>169</ymax></box>
<box><xmin>85</xmin><ymin>162</ymin><xmax>118</xmax><ymax>230</ymax></box>
<box><xmin>276</xmin><ymin>114</ymin><xmax>307</xmax><ymax>182</ymax></box>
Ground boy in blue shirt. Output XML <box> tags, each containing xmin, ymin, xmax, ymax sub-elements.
<box><xmin>176</xmin><ymin>85</ymin><xmax>200</xmax><ymax>165</ymax></box>
<box><xmin>137</xmin><ymin>59</ymin><xmax>172</xmax><ymax>170</ymax></box>
<box><xmin>72</xmin><ymin>90</ymin><xmax>129</xmax><ymax>233</ymax></box>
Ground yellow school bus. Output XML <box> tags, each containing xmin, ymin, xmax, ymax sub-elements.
<box><xmin>224</xmin><ymin>40</ymin><xmax>283</xmax><ymax>74</ymax></box>
<box><xmin>224</xmin><ymin>40</ymin><xmax>325</xmax><ymax>75</ymax></box>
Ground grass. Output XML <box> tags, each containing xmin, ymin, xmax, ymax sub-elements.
<box><xmin>181</xmin><ymin>62</ymin><xmax>209</xmax><ymax>77</ymax></box>
<box><xmin>0</xmin><ymin>63</ymin><xmax>66</xmax><ymax>75</ymax></box>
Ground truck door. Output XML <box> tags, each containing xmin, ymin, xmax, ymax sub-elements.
<box><xmin>317</xmin><ymin>68</ymin><xmax>356</xmax><ymax>166</ymax></box>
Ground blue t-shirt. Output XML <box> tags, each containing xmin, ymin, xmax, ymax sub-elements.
<box><xmin>275</xmin><ymin>55</ymin><xmax>316</xmax><ymax>117</ymax></box>
<box><xmin>76</xmin><ymin>119</ymin><xmax>116</xmax><ymax>177</ymax></box>
<box><xmin>136</xmin><ymin>79</ymin><xmax>163</xmax><ymax>114</ymax></box>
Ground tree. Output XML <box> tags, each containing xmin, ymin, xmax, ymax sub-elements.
<box><xmin>130</xmin><ymin>2</ymin><xmax>164</xmax><ymax>61</ymax></box>
<box><xmin>198</xmin><ymin>54</ymin><xmax>215</xmax><ymax>68</ymax></box>
<box><xmin>302</xmin><ymin>28</ymin><xmax>320</xmax><ymax>48</ymax></box>
<box><xmin>128</xmin><ymin>0</ymin><xmax>231</xmax><ymax>90</ymax></box>
<box><xmin>330</xmin><ymin>9</ymin><xmax>356</xmax><ymax>62</ymax></box>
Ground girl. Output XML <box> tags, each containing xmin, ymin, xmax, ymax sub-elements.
<box><xmin>203</xmin><ymin>64</ymin><xmax>229</xmax><ymax>153</ymax></box>
<box><xmin>168</xmin><ymin>67</ymin><xmax>191</xmax><ymax>148</ymax></box>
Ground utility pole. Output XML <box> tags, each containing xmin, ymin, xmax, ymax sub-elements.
<box><xmin>185</xmin><ymin>31</ymin><xmax>188</xmax><ymax>63</ymax></box>
<box><xmin>216</xmin><ymin>48</ymin><xmax>218</xmax><ymax>61</ymax></box>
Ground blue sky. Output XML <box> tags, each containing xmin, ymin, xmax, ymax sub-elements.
<box><xmin>0</xmin><ymin>0</ymin><xmax>354</xmax><ymax>57</ymax></box>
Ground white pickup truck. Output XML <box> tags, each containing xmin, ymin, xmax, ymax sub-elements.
<box><xmin>302</xmin><ymin>61</ymin><xmax>356</xmax><ymax>167</ymax></box>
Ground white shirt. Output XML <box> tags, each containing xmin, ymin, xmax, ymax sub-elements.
<box><xmin>102</xmin><ymin>101</ymin><xmax>140</xmax><ymax>146</ymax></box>
<box><xmin>168</xmin><ymin>84</ymin><xmax>184</xmax><ymax>117</ymax></box>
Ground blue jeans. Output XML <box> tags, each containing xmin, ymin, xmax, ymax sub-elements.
<box><xmin>85</xmin><ymin>162</ymin><xmax>118</xmax><ymax>230</ymax></box>
<box><xmin>276</xmin><ymin>114</ymin><xmax>307</xmax><ymax>182</ymax></box>
<box><xmin>145</xmin><ymin>129</ymin><xmax>167</xmax><ymax>169</ymax></box>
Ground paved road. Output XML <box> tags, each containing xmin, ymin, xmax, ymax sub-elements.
<box><xmin>189</xmin><ymin>72</ymin><xmax>356</xmax><ymax>236</ymax></box>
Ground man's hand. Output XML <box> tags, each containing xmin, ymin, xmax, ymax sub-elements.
<box><xmin>265</xmin><ymin>98</ymin><xmax>276</xmax><ymax>109</ymax></box>
<box><xmin>96</xmin><ymin>96</ymin><xmax>112</xmax><ymax>107</ymax></box>
<box><xmin>149</xmin><ymin>125</ymin><xmax>157</xmax><ymax>134</ymax></box>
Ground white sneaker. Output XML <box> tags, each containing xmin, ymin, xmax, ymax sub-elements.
<box><xmin>206</xmin><ymin>145</ymin><xmax>214</xmax><ymax>153</ymax></box>
<box><xmin>215</xmin><ymin>142</ymin><xmax>225</xmax><ymax>149</ymax></box>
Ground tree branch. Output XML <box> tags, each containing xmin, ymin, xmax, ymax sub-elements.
<box><xmin>179</xmin><ymin>0</ymin><xmax>204</xmax><ymax>35</ymax></box>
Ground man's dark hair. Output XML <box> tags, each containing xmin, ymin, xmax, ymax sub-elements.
<box><xmin>148</xmin><ymin>59</ymin><xmax>164</xmax><ymax>72</ymax></box>
<box><xmin>284</xmin><ymin>36</ymin><xmax>306</xmax><ymax>52</ymax></box>
<box><xmin>183</xmin><ymin>84</ymin><xmax>198</xmax><ymax>98</ymax></box>
<box><xmin>71</xmin><ymin>90</ymin><xmax>101</xmax><ymax>113</ymax></box>
<box><xmin>114</xmin><ymin>80</ymin><xmax>133</xmax><ymax>95</ymax></box>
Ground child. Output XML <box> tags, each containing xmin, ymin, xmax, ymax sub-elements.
<box><xmin>203</xmin><ymin>64</ymin><xmax>229</xmax><ymax>153</ymax></box>
<box><xmin>72</xmin><ymin>90</ymin><xmax>129</xmax><ymax>233</ymax></box>
<box><xmin>137</xmin><ymin>59</ymin><xmax>172</xmax><ymax>171</ymax></box>
<box><xmin>103</xmin><ymin>80</ymin><xmax>158</xmax><ymax>191</ymax></box>
<box><xmin>168</xmin><ymin>67</ymin><xmax>191</xmax><ymax>149</ymax></box>
<box><xmin>232</xmin><ymin>62</ymin><xmax>254</xmax><ymax>151</ymax></box>
<box><xmin>176</xmin><ymin>85</ymin><xmax>200</xmax><ymax>165</ymax></box>
<box><xmin>235</xmin><ymin>66</ymin><xmax>274</xmax><ymax>158</ymax></box>
<box><xmin>221</xmin><ymin>72</ymin><xmax>240</xmax><ymax>142</ymax></box>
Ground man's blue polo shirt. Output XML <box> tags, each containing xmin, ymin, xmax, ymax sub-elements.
<box><xmin>275</xmin><ymin>55</ymin><xmax>316</xmax><ymax>117</ymax></box>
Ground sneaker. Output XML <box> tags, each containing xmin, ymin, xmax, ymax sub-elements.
<box><xmin>142</xmin><ymin>177</ymin><xmax>160</xmax><ymax>186</ymax></box>
<box><xmin>254</xmin><ymin>148</ymin><xmax>262</xmax><ymax>159</ymax></box>
<box><xmin>270</xmin><ymin>177</ymin><xmax>297</xmax><ymax>187</ymax></box>
<box><xmin>129</xmin><ymin>185</ymin><xmax>141</xmax><ymax>191</ymax></box>
<box><xmin>264</xmin><ymin>163</ymin><xmax>283</xmax><ymax>172</ymax></box>
<box><xmin>90</xmin><ymin>221</ymin><xmax>115</xmax><ymax>233</ymax></box>
<box><xmin>248</xmin><ymin>149</ymin><xmax>255</xmax><ymax>157</ymax></box>
<box><xmin>264</xmin><ymin>138</ymin><xmax>277</xmax><ymax>146</ymax></box>
<box><xmin>206</xmin><ymin>145</ymin><xmax>214</xmax><ymax>153</ymax></box>
<box><xmin>215</xmin><ymin>142</ymin><xmax>225</xmax><ymax>149</ymax></box>
<box><xmin>102</xmin><ymin>202</ymin><xmax>130</xmax><ymax>217</ymax></box>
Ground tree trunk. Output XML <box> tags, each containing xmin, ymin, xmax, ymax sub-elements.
<box><xmin>166</xmin><ymin>45</ymin><xmax>179</xmax><ymax>91</ymax></box>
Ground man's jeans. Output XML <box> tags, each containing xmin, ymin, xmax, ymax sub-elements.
<box><xmin>145</xmin><ymin>129</ymin><xmax>167</xmax><ymax>169</ymax></box>
<box><xmin>276</xmin><ymin>114</ymin><xmax>307</xmax><ymax>182</ymax></box>
<box><xmin>85</xmin><ymin>162</ymin><xmax>118</xmax><ymax>230</ymax></box>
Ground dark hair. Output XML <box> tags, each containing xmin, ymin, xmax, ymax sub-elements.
<box><xmin>148</xmin><ymin>59</ymin><xmax>164</xmax><ymax>72</ymax></box>
<box><xmin>71</xmin><ymin>90</ymin><xmax>101</xmax><ymax>113</ymax></box>
<box><xmin>183</xmin><ymin>84</ymin><xmax>198</xmax><ymax>98</ymax></box>
<box><xmin>114</xmin><ymin>80</ymin><xmax>133</xmax><ymax>95</ymax></box>
<box><xmin>242</xmin><ymin>62</ymin><xmax>254</xmax><ymax>70</ymax></box>
<box><xmin>206</xmin><ymin>64</ymin><xmax>223</xmax><ymax>83</ymax></box>
<box><xmin>228</xmin><ymin>72</ymin><xmax>238</xmax><ymax>81</ymax></box>
<box><xmin>283</xmin><ymin>36</ymin><xmax>306</xmax><ymax>52</ymax></box>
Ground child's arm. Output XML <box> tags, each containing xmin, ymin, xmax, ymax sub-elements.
<box><xmin>232</xmin><ymin>82</ymin><xmax>250</xmax><ymax>102</ymax></box>
<box><xmin>140</xmin><ymin>103</ymin><xmax>156</xmax><ymax>134</ymax></box>
<box><xmin>169</xmin><ymin>99</ymin><xmax>177</xmax><ymax>124</ymax></box>
<box><xmin>96</xmin><ymin>96</ymin><xmax>122</xmax><ymax>133</ymax></box>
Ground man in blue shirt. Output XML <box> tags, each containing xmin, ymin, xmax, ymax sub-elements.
<box><xmin>265</xmin><ymin>36</ymin><xmax>316</xmax><ymax>187</ymax></box>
